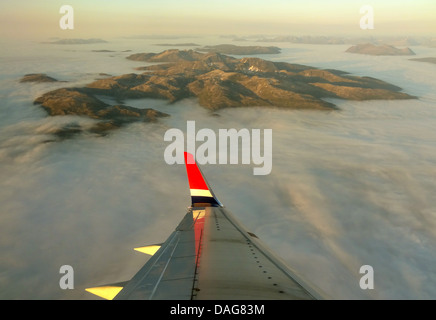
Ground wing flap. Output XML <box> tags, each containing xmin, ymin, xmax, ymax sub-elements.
<box><xmin>85</xmin><ymin>286</ymin><xmax>124</xmax><ymax>300</ymax></box>
<box><xmin>85</xmin><ymin>281</ymin><xmax>129</xmax><ymax>300</ymax></box>
<box><xmin>134</xmin><ymin>244</ymin><xmax>162</xmax><ymax>256</ymax></box>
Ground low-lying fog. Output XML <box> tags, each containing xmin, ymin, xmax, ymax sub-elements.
<box><xmin>0</xmin><ymin>37</ymin><xmax>435</xmax><ymax>299</ymax></box>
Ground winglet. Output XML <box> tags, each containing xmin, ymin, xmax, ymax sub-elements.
<box><xmin>184</xmin><ymin>152</ymin><xmax>223</xmax><ymax>207</ymax></box>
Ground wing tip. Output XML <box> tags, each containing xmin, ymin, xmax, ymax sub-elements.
<box><xmin>184</xmin><ymin>152</ymin><xmax>223</xmax><ymax>207</ymax></box>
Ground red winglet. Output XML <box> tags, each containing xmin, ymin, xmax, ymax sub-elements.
<box><xmin>184</xmin><ymin>152</ymin><xmax>222</xmax><ymax>207</ymax></box>
<box><xmin>184</xmin><ymin>152</ymin><xmax>209</xmax><ymax>191</ymax></box>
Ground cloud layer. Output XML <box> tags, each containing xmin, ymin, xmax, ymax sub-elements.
<box><xmin>0</xmin><ymin>38</ymin><xmax>435</xmax><ymax>299</ymax></box>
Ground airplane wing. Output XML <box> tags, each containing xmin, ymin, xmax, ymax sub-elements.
<box><xmin>86</xmin><ymin>152</ymin><xmax>324</xmax><ymax>300</ymax></box>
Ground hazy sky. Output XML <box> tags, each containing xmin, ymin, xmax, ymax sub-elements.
<box><xmin>1</xmin><ymin>0</ymin><xmax>435</xmax><ymax>40</ymax></box>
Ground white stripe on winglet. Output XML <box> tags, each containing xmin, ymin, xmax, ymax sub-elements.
<box><xmin>190</xmin><ymin>189</ymin><xmax>213</xmax><ymax>197</ymax></box>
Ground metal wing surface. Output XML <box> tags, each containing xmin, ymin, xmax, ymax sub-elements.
<box><xmin>86</xmin><ymin>152</ymin><xmax>324</xmax><ymax>300</ymax></box>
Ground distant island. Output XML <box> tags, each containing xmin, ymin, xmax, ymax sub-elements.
<box><xmin>346</xmin><ymin>43</ymin><xmax>415</xmax><ymax>56</ymax></box>
<box><xmin>126</xmin><ymin>49</ymin><xmax>204</xmax><ymax>62</ymax></box>
<box><xmin>254</xmin><ymin>35</ymin><xmax>436</xmax><ymax>48</ymax></box>
<box><xmin>154</xmin><ymin>43</ymin><xmax>200</xmax><ymax>47</ymax></box>
<box><xmin>256</xmin><ymin>35</ymin><xmax>347</xmax><ymax>45</ymax></box>
<box><xmin>43</xmin><ymin>38</ymin><xmax>107</xmax><ymax>45</ymax></box>
<box><xmin>125</xmin><ymin>45</ymin><xmax>281</xmax><ymax>62</ymax></box>
<box><xmin>31</xmin><ymin>49</ymin><xmax>416</xmax><ymax>137</ymax></box>
<box><xmin>409</xmin><ymin>57</ymin><xmax>436</xmax><ymax>65</ymax></box>
<box><xmin>20</xmin><ymin>73</ymin><xmax>60</xmax><ymax>83</ymax></box>
<box><xmin>91</xmin><ymin>49</ymin><xmax>116</xmax><ymax>53</ymax></box>
<box><xmin>198</xmin><ymin>44</ymin><xmax>281</xmax><ymax>55</ymax></box>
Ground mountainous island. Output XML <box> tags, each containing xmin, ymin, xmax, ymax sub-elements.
<box><xmin>409</xmin><ymin>57</ymin><xmax>436</xmax><ymax>65</ymax></box>
<box><xmin>346</xmin><ymin>43</ymin><xmax>415</xmax><ymax>56</ymax></box>
<box><xmin>30</xmin><ymin>49</ymin><xmax>416</xmax><ymax>137</ymax></box>
<box><xmin>20</xmin><ymin>73</ymin><xmax>60</xmax><ymax>83</ymax></box>
<box><xmin>154</xmin><ymin>43</ymin><xmax>200</xmax><ymax>47</ymax></box>
<box><xmin>253</xmin><ymin>35</ymin><xmax>436</xmax><ymax>47</ymax></box>
<box><xmin>43</xmin><ymin>38</ymin><xmax>108</xmax><ymax>45</ymax></box>
<box><xmin>198</xmin><ymin>44</ymin><xmax>281</xmax><ymax>55</ymax></box>
<box><xmin>256</xmin><ymin>35</ymin><xmax>347</xmax><ymax>45</ymax></box>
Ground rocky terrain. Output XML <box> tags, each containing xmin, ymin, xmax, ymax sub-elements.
<box><xmin>119</xmin><ymin>49</ymin><xmax>414</xmax><ymax>110</ymax></box>
<box><xmin>346</xmin><ymin>43</ymin><xmax>415</xmax><ymax>56</ymax></box>
<box><xmin>33</xmin><ymin>87</ymin><xmax>169</xmax><ymax>136</ymax></box>
<box><xmin>31</xmin><ymin>49</ymin><xmax>416</xmax><ymax>137</ymax></box>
